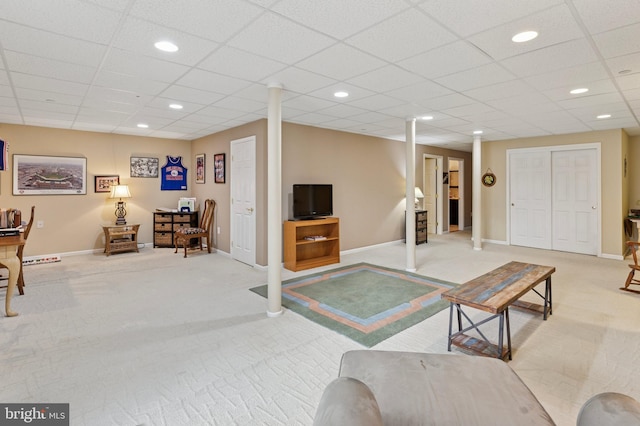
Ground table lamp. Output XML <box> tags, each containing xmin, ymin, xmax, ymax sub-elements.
<box><xmin>414</xmin><ymin>187</ymin><xmax>424</xmax><ymax>209</ymax></box>
<box><xmin>110</xmin><ymin>184</ymin><xmax>131</xmax><ymax>225</ymax></box>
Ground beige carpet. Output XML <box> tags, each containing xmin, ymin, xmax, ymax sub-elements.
<box><xmin>1</xmin><ymin>230</ymin><xmax>638</xmax><ymax>425</ymax></box>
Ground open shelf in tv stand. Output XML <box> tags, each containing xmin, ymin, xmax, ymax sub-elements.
<box><xmin>284</xmin><ymin>217</ymin><xmax>340</xmax><ymax>272</ymax></box>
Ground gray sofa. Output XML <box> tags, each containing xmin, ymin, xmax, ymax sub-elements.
<box><xmin>314</xmin><ymin>350</ymin><xmax>640</xmax><ymax>426</ymax></box>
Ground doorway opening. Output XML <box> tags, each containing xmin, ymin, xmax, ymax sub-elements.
<box><xmin>448</xmin><ymin>158</ymin><xmax>464</xmax><ymax>232</ymax></box>
<box><xmin>422</xmin><ymin>154</ymin><xmax>443</xmax><ymax>236</ymax></box>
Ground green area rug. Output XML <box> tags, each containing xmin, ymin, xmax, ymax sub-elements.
<box><xmin>250</xmin><ymin>262</ymin><xmax>456</xmax><ymax>347</ymax></box>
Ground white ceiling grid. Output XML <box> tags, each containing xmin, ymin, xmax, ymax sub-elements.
<box><xmin>0</xmin><ymin>0</ymin><xmax>638</xmax><ymax>151</ymax></box>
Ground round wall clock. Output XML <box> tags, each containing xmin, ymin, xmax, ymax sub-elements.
<box><xmin>482</xmin><ymin>171</ymin><xmax>496</xmax><ymax>187</ymax></box>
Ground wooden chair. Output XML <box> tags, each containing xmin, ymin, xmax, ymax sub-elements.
<box><xmin>622</xmin><ymin>240</ymin><xmax>640</xmax><ymax>294</ymax></box>
<box><xmin>174</xmin><ymin>199</ymin><xmax>216</xmax><ymax>258</ymax></box>
<box><xmin>0</xmin><ymin>206</ymin><xmax>35</xmax><ymax>295</ymax></box>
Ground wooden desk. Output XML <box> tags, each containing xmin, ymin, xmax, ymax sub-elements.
<box><xmin>0</xmin><ymin>234</ymin><xmax>25</xmax><ymax>317</ymax></box>
<box><xmin>441</xmin><ymin>261</ymin><xmax>555</xmax><ymax>360</ymax></box>
<box><xmin>103</xmin><ymin>224</ymin><xmax>140</xmax><ymax>256</ymax></box>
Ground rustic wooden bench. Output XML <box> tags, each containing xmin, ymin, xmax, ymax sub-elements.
<box><xmin>441</xmin><ymin>261</ymin><xmax>555</xmax><ymax>360</ymax></box>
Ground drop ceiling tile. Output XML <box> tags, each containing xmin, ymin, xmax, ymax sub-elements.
<box><xmin>593</xmin><ymin>23</ymin><xmax>640</xmax><ymax>59</ymax></box>
<box><xmin>93</xmin><ymin>71</ymin><xmax>169</xmax><ymax>96</ymax></box>
<box><xmin>0</xmin><ymin>96</ymin><xmax>18</xmax><ymax>107</ymax></box>
<box><xmin>81</xmin><ymin>98</ymin><xmax>140</xmax><ymax>115</ymax></box>
<box><xmin>103</xmin><ymin>49</ymin><xmax>190</xmax><ymax>83</ymax></box>
<box><xmin>316</xmin><ymin>103</ymin><xmax>368</xmax><ymax>119</ymax></box>
<box><xmin>346</xmin><ymin>94</ymin><xmax>405</xmax><ymax>111</ymax></box>
<box><xmin>23</xmin><ymin>117</ymin><xmax>73</xmax><ymax>129</ymax></box>
<box><xmin>557</xmin><ymin>92</ymin><xmax>625</xmax><ymax>109</ymax></box>
<box><xmin>467</xmin><ymin>4</ymin><xmax>583</xmax><ymax>61</ymax></box>
<box><xmin>398</xmin><ymin>41</ymin><xmax>492</xmax><ymax>79</ymax></box>
<box><xmin>1</xmin><ymin>0</ymin><xmax>122</xmax><ymax>43</ymax></box>
<box><xmin>292</xmin><ymin>112</ymin><xmax>340</xmax><ymax>126</ymax></box>
<box><xmin>465</xmin><ymin>79</ymin><xmax>537</xmax><ymax>102</ymax></box>
<box><xmin>306</xmin><ymin>83</ymin><xmax>377</xmax><ymax>103</ymax></box>
<box><xmin>282</xmin><ymin>95</ymin><xmax>335</xmax><ymax>113</ymax></box>
<box><xmin>11</xmin><ymin>73</ymin><xmax>89</xmax><ymax>97</ymax></box>
<box><xmin>175</xmin><ymin>69</ymin><xmax>251</xmax><ymax>95</ymax></box>
<box><xmin>198</xmin><ymin>46</ymin><xmax>287</xmax><ymax>81</ymax></box>
<box><xmin>625</xmin><ymin>88</ymin><xmax>640</xmax><ymax>100</ymax></box>
<box><xmin>159</xmin><ymin>85</ymin><xmax>225</xmax><ymax>105</ymax></box>
<box><xmin>419</xmin><ymin>0</ymin><xmax>563</xmax><ymax>37</ymax></box>
<box><xmin>572</xmin><ymin>0</ymin><xmax>640</xmax><ymax>34</ymax></box>
<box><xmin>19</xmin><ymin>100</ymin><xmax>79</xmax><ymax>115</ymax></box>
<box><xmin>192</xmin><ymin>105</ymin><xmax>251</xmax><ymax>120</ymax></box>
<box><xmin>586</xmin><ymin>116</ymin><xmax>638</xmax><ymax>129</ymax></box>
<box><xmin>523</xmin><ymin>62</ymin><xmax>610</xmax><ymax>90</ymax></box>
<box><xmin>565</xmin><ymin>101</ymin><xmax>633</xmax><ymax>118</ymax></box>
<box><xmin>501</xmin><ymin>39</ymin><xmax>598</xmax><ymax>78</ymax></box>
<box><xmin>85</xmin><ymin>87</ymin><xmax>151</xmax><ymax>106</ymax></box>
<box><xmin>617</xmin><ymin>73</ymin><xmax>640</xmax><ymax>90</ymax></box>
<box><xmin>113</xmin><ymin>17</ymin><xmax>219</xmax><ymax>67</ymax></box>
<box><xmin>147</xmin><ymin>130</ymin><xmax>190</xmax><ymax>140</ymax></box>
<box><xmin>272</xmin><ymin>0</ymin><xmax>409</xmax><ymax>39</ymax></box>
<box><xmin>228</xmin><ymin>12</ymin><xmax>335</xmax><ymax>64</ymax></box>
<box><xmin>5</xmin><ymin>51</ymin><xmax>96</xmax><ymax>84</ymax></box>
<box><xmin>345</xmin><ymin>9</ymin><xmax>457</xmax><ymax>62</ymax></box>
<box><xmin>0</xmin><ymin>22</ymin><xmax>107</xmax><ymax>67</ymax></box>
<box><xmin>262</xmin><ymin>67</ymin><xmax>336</xmax><ymax>95</ymax></box>
<box><xmin>212</xmin><ymin>96</ymin><xmax>265</xmax><ymax>113</ymax></box>
<box><xmin>434</xmin><ymin>63</ymin><xmax>516</xmax><ymax>92</ymax></box>
<box><xmin>129</xmin><ymin>0</ymin><xmax>263</xmax><ymax>43</ymax></box>
<box><xmin>542</xmin><ymin>79</ymin><xmax>618</xmax><ymax>101</ymax></box>
<box><xmin>346</xmin><ymin>65</ymin><xmax>424</xmax><ymax>93</ymax></box>
<box><xmin>386</xmin><ymin>80</ymin><xmax>454</xmax><ymax>104</ymax></box>
<box><xmin>296</xmin><ymin>43</ymin><xmax>386</xmax><ymax>81</ymax></box>
<box><xmin>441</xmin><ymin>102</ymin><xmax>497</xmax><ymax>118</ymax></box>
<box><xmin>606</xmin><ymin>52</ymin><xmax>640</xmax><ymax>76</ymax></box>
<box><xmin>15</xmin><ymin>88</ymin><xmax>82</xmax><ymax>106</ymax></box>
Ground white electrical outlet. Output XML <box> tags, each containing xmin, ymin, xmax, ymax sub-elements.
<box><xmin>36</xmin><ymin>220</ymin><xmax>44</xmax><ymax>228</ymax></box>
<box><xmin>217</xmin><ymin>226</ymin><xmax>221</xmax><ymax>234</ymax></box>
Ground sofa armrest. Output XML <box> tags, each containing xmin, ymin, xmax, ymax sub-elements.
<box><xmin>577</xmin><ymin>392</ymin><xmax>640</xmax><ymax>425</ymax></box>
<box><xmin>313</xmin><ymin>377</ymin><xmax>383</xmax><ymax>426</ymax></box>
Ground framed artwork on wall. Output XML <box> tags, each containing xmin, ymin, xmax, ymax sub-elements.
<box><xmin>95</xmin><ymin>175</ymin><xmax>120</xmax><ymax>193</ymax></box>
<box><xmin>13</xmin><ymin>154</ymin><xmax>87</xmax><ymax>195</ymax></box>
<box><xmin>214</xmin><ymin>153</ymin><xmax>225</xmax><ymax>184</ymax></box>
<box><xmin>130</xmin><ymin>157</ymin><xmax>159</xmax><ymax>178</ymax></box>
<box><xmin>195</xmin><ymin>153</ymin><xmax>205</xmax><ymax>184</ymax></box>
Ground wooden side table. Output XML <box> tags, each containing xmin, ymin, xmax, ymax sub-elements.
<box><xmin>103</xmin><ymin>224</ymin><xmax>140</xmax><ymax>256</ymax></box>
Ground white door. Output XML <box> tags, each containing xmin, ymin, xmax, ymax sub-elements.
<box><xmin>230</xmin><ymin>136</ymin><xmax>256</xmax><ymax>266</ymax></box>
<box><xmin>509</xmin><ymin>150</ymin><xmax>552</xmax><ymax>249</ymax></box>
<box><xmin>424</xmin><ymin>157</ymin><xmax>437</xmax><ymax>233</ymax></box>
<box><xmin>552</xmin><ymin>149</ymin><xmax>598</xmax><ymax>255</ymax></box>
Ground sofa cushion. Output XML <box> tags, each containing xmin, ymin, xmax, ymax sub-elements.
<box><xmin>338</xmin><ymin>350</ymin><xmax>554</xmax><ymax>426</ymax></box>
<box><xmin>313</xmin><ymin>377</ymin><xmax>383</xmax><ymax>426</ymax></box>
<box><xmin>577</xmin><ymin>392</ymin><xmax>640</xmax><ymax>425</ymax></box>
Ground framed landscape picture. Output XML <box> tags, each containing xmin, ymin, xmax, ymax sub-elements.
<box><xmin>13</xmin><ymin>154</ymin><xmax>87</xmax><ymax>195</ymax></box>
<box><xmin>214</xmin><ymin>153</ymin><xmax>225</xmax><ymax>184</ymax></box>
<box><xmin>95</xmin><ymin>175</ymin><xmax>120</xmax><ymax>193</ymax></box>
<box><xmin>130</xmin><ymin>157</ymin><xmax>159</xmax><ymax>178</ymax></box>
<box><xmin>195</xmin><ymin>153</ymin><xmax>205</xmax><ymax>184</ymax></box>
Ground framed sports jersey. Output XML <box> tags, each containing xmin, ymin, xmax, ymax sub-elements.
<box><xmin>161</xmin><ymin>156</ymin><xmax>188</xmax><ymax>190</ymax></box>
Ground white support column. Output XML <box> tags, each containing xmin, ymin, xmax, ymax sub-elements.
<box><xmin>406</xmin><ymin>118</ymin><xmax>417</xmax><ymax>271</ymax></box>
<box><xmin>472</xmin><ymin>134</ymin><xmax>482</xmax><ymax>250</ymax></box>
<box><xmin>267</xmin><ymin>83</ymin><xmax>283</xmax><ymax>317</ymax></box>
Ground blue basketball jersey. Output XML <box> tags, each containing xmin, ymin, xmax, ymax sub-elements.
<box><xmin>161</xmin><ymin>156</ymin><xmax>187</xmax><ymax>190</ymax></box>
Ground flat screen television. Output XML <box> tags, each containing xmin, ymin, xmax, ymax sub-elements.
<box><xmin>293</xmin><ymin>184</ymin><xmax>333</xmax><ymax>220</ymax></box>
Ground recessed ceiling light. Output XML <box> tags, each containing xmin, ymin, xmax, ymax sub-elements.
<box><xmin>420</xmin><ymin>115</ymin><xmax>434</xmax><ymax>120</ymax></box>
<box><xmin>154</xmin><ymin>41</ymin><xmax>178</xmax><ymax>52</ymax></box>
<box><xmin>570</xmin><ymin>88</ymin><xmax>589</xmax><ymax>94</ymax></box>
<box><xmin>334</xmin><ymin>91</ymin><xmax>349</xmax><ymax>98</ymax></box>
<box><xmin>597</xmin><ymin>114</ymin><xmax>611</xmax><ymax>119</ymax></box>
<box><xmin>473</xmin><ymin>130</ymin><xmax>483</xmax><ymax>135</ymax></box>
<box><xmin>169</xmin><ymin>103</ymin><xmax>183</xmax><ymax>110</ymax></box>
<box><xmin>137</xmin><ymin>123</ymin><xmax>149</xmax><ymax>128</ymax></box>
<box><xmin>512</xmin><ymin>31</ymin><xmax>538</xmax><ymax>43</ymax></box>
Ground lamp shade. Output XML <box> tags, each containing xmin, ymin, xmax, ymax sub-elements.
<box><xmin>110</xmin><ymin>184</ymin><xmax>131</xmax><ymax>199</ymax></box>
<box><xmin>414</xmin><ymin>187</ymin><xmax>424</xmax><ymax>199</ymax></box>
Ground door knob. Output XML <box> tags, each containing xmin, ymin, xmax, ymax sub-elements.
<box><xmin>247</xmin><ymin>207</ymin><xmax>254</xmax><ymax>213</ymax></box>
